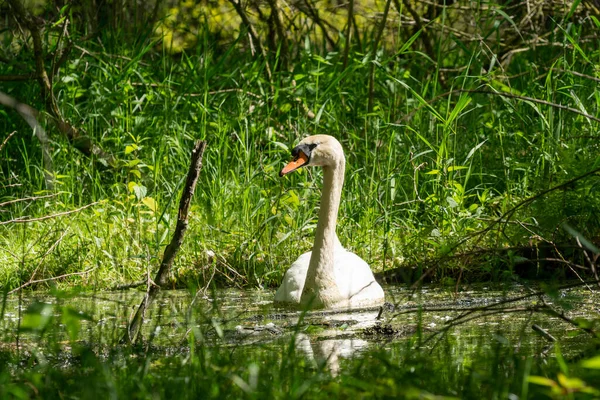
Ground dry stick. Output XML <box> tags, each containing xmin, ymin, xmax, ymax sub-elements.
<box><xmin>548</xmin><ymin>68</ymin><xmax>600</xmax><ymax>83</ymax></box>
<box><xmin>0</xmin><ymin>131</ymin><xmax>16</xmax><ymax>153</ymax></box>
<box><xmin>0</xmin><ymin>201</ymin><xmax>99</xmax><ymax>225</ymax></box>
<box><xmin>110</xmin><ymin>281</ymin><xmax>145</xmax><ymax>291</ymax></box>
<box><xmin>368</xmin><ymin>0</ymin><xmax>393</xmax><ymax>113</ymax></box>
<box><xmin>422</xmin><ymin>306</ymin><xmax>543</xmax><ymax>347</ymax></box>
<box><xmin>419</xmin><ymin>280</ymin><xmax>599</xmax><ymax>347</ymax></box>
<box><xmin>299</xmin><ymin>0</ymin><xmax>336</xmax><ymax>49</ymax></box>
<box><xmin>447</xmin><ymin>281</ymin><xmax>597</xmax><ymax>325</ymax></box>
<box><xmin>8</xmin><ymin>267</ymin><xmax>97</xmax><ymax>295</ymax></box>
<box><xmin>124</xmin><ymin>140</ymin><xmax>207</xmax><ymax>345</ymax></box>
<box><xmin>0</xmin><ymin>193</ymin><xmax>61</xmax><ymax>208</ymax></box>
<box><xmin>397</xmin><ymin>0</ymin><xmax>436</xmax><ymax>71</ymax></box>
<box><xmin>540</xmin><ymin>299</ymin><xmax>597</xmax><ymax>336</ymax></box>
<box><xmin>8</xmin><ymin>227</ymin><xmax>71</xmax><ymax>294</ymax></box>
<box><xmin>577</xmin><ymin>237</ymin><xmax>600</xmax><ymax>288</ymax></box>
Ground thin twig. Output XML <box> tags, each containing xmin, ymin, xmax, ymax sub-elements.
<box><xmin>0</xmin><ymin>193</ymin><xmax>61</xmax><ymax>208</ymax></box>
<box><xmin>9</xmin><ymin>227</ymin><xmax>71</xmax><ymax>293</ymax></box>
<box><xmin>227</xmin><ymin>0</ymin><xmax>273</xmax><ymax>84</ymax></box>
<box><xmin>0</xmin><ymin>131</ymin><xmax>16</xmax><ymax>153</ymax></box>
<box><xmin>0</xmin><ymin>202</ymin><xmax>99</xmax><ymax>225</ymax></box>
<box><xmin>110</xmin><ymin>281</ymin><xmax>146</xmax><ymax>291</ymax></box>
<box><xmin>8</xmin><ymin>267</ymin><xmax>97</xmax><ymax>294</ymax></box>
<box><xmin>409</xmin><ymin>166</ymin><xmax>600</xmax><ymax>289</ymax></box>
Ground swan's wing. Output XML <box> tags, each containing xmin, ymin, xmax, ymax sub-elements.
<box><xmin>333</xmin><ymin>249</ymin><xmax>385</xmax><ymax>302</ymax></box>
<box><xmin>274</xmin><ymin>251</ymin><xmax>311</xmax><ymax>304</ymax></box>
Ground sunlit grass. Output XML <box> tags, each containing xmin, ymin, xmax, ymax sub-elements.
<box><xmin>1</xmin><ymin>11</ymin><xmax>600</xmax><ymax>292</ymax></box>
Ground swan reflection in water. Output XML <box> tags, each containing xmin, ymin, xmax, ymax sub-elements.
<box><xmin>236</xmin><ymin>309</ymin><xmax>379</xmax><ymax>376</ymax></box>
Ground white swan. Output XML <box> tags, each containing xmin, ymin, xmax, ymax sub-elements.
<box><xmin>274</xmin><ymin>135</ymin><xmax>385</xmax><ymax>309</ymax></box>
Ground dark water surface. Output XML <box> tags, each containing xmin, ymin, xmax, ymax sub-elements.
<box><xmin>2</xmin><ymin>283</ymin><xmax>598</xmax><ymax>358</ymax></box>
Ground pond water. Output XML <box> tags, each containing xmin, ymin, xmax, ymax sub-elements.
<box><xmin>2</xmin><ymin>282</ymin><xmax>600</xmax><ymax>398</ymax></box>
<box><xmin>2</xmin><ymin>282</ymin><xmax>598</xmax><ymax>367</ymax></box>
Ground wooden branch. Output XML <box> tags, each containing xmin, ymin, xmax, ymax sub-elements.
<box><xmin>398</xmin><ymin>0</ymin><xmax>435</xmax><ymax>61</ymax></box>
<box><xmin>125</xmin><ymin>140</ymin><xmax>207</xmax><ymax>345</ymax></box>
<box><xmin>0</xmin><ymin>74</ymin><xmax>36</xmax><ymax>81</ymax></box>
<box><xmin>405</xmin><ymin>166</ymin><xmax>600</xmax><ymax>289</ymax></box>
<box><xmin>395</xmin><ymin>280</ymin><xmax>600</xmax><ymax>346</ymax></box>
<box><xmin>298</xmin><ymin>0</ymin><xmax>336</xmax><ymax>49</ymax></box>
<box><xmin>8</xmin><ymin>267</ymin><xmax>97</xmax><ymax>294</ymax></box>
<box><xmin>110</xmin><ymin>281</ymin><xmax>145</xmax><ymax>291</ymax></box>
<box><xmin>8</xmin><ymin>227</ymin><xmax>72</xmax><ymax>294</ymax></box>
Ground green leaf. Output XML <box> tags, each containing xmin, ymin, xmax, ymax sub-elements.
<box><xmin>464</xmin><ymin>140</ymin><xmax>487</xmax><ymax>163</ymax></box>
<box><xmin>446</xmin><ymin>94</ymin><xmax>472</xmax><ymax>127</ymax></box>
<box><xmin>20</xmin><ymin>302</ymin><xmax>53</xmax><ymax>332</ymax></box>
<box><xmin>527</xmin><ymin>376</ymin><xmax>557</xmax><ymax>387</ymax></box>
<box><xmin>396</xmin><ymin>29</ymin><xmax>422</xmax><ymax>56</ymax></box>
<box><xmin>133</xmin><ymin>185</ymin><xmax>147</xmax><ymax>201</ymax></box>
<box><xmin>562</xmin><ymin>223</ymin><xmax>600</xmax><ymax>253</ymax></box>
<box><xmin>581</xmin><ymin>355</ymin><xmax>600</xmax><ymax>369</ymax></box>
<box><xmin>126</xmin><ymin>159</ymin><xmax>141</xmax><ymax>167</ymax></box>
<box><xmin>557</xmin><ymin>373</ymin><xmax>586</xmax><ymax>390</ymax></box>
<box><xmin>283</xmin><ymin>190</ymin><xmax>300</xmax><ymax>207</ymax></box>
<box><xmin>565</xmin><ymin>0</ymin><xmax>583</xmax><ymax>21</ymax></box>
<box><xmin>127</xmin><ymin>181</ymin><xmax>137</xmax><ymax>193</ymax></box>
<box><xmin>494</xmin><ymin>9</ymin><xmax>522</xmax><ymax>39</ymax></box>
<box><xmin>125</xmin><ymin>144</ymin><xmax>138</xmax><ymax>154</ymax></box>
<box><xmin>557</xmin><ymin>25</ymin><xmax>591</xmax><ymax>63</ymax></box>
<box><xmin>142</xmin><ymin>197</ymin><xmax>158</xmax><ymax>212</ymax></box>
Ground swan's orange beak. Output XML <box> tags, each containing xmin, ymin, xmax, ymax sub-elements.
<box><xmin>280</xmin><ymin>151</ymin><xmax>309</xmax><ymax>176</ymax></box>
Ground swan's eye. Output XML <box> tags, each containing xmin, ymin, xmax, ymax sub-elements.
<box><xmin>291</xmin><ymin>143</ymin><xmax>317</xmax><ymax>161</ymax></box>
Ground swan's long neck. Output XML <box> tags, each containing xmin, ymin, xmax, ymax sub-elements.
<box><xmin>301</xmin><ymin>157</ymin><xmax>345</xmax><ymax>308</ymax></box>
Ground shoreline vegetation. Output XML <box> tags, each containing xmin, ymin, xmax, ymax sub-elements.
<box><xmin>1</xmin><ymin>0</ymin><xmax>599</xmax><ymax>397</ymax></box>
<box><xmin>1</xmin><ymin>0</ymin><xmax>599</xmax><ymax>293</ymax></box>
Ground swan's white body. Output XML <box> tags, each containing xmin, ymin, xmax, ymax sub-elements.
<box><xmin>274</xmin><ymin>135</ymin><xmax>385</xmax><ymax>310</ymax></box>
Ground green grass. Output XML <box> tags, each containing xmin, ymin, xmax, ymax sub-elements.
<box><xmin>1</xmin><ymin>3</ymin><xmax>600</xmax><ymax>398</ymax></box>
<box><xmin>1</xmin><ymin>4</ymin><xmax>600</xmax><ymax>292</ymax></box>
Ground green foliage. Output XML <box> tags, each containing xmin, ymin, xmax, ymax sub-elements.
<box><xmin>1</xmin><ymin>1</ymin><xmax>600</xmax><ymax>291</ymax></box>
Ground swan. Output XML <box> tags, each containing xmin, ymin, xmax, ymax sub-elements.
<box><xmin>274</xmin><ymin>134</ymin><xmax>385</xmax><ymax>309</ymax></box>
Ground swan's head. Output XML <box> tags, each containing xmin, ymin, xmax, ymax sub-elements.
<box><xmin>280</xmin><ymin>135</ymin><xmax>344</xmax><ymax>176</ymax></box>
